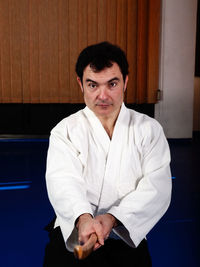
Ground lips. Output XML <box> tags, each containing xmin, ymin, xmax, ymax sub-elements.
<box><xmin>96</xmin><ymin>102</ymin><xmax>112</xmax><ymax>107</ymax></box>
<box><xmin>98</xmin><ymin>104</ymin><xmax>109</xmax><ymax>107</ymax></box>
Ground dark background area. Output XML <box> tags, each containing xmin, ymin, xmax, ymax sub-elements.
<box><xmin>0</xmin><ymin>103</ymin><xmax>154</xmax><ymax>135</ymax></box>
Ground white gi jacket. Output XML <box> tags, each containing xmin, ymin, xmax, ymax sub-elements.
<box><xmin>46</xmin><ymin>103</ymin><xmax>172</xmax><ymax>251</ymax></box>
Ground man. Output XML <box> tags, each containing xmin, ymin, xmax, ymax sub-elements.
<box><xmin>44</xmin><ymin>42</ymin><xmax>172</xmax><ymax>266</ymax></box>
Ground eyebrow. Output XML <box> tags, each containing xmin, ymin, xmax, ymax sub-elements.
<box><xmin>85</xmin><ymin>77</ymin><xmax>120</xmax><ymax>84</ymax></box>
<box><xmin>108</xmin><ymin>77</ymin><xmax>120</xmax><ymax>83</ymax></box>
<box><xmin>85</xmin><ymin>79</ymin><xmax>97</xmax><ymax>84</ymax></box>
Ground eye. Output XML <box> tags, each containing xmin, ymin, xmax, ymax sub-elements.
<box><xmin>109</xmin><ymin>81</ymin><xmax>118</xmax><ymax>88</ymax></box>
<box><xmin>88</xmin><ymin>83</ymin><xmax>97</xmax><ymax>89</ymax></box>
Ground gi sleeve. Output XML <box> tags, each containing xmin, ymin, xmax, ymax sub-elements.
<box><xmin>107</xmin><ymin>119</ymin><xmax>172</xmax><ymax>247</ymax></box>
<box><xmin>45</xmin><ymin>120</ymin><xmax>93</xmax><ymax>251</ymax></box>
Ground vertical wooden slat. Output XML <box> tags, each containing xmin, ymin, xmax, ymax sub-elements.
<box><xmin>48</xmin><ymin>0</ymin><xmax>59</xmax><ymax>103</ymax></box>
<box><xmin>116</xmin><ymin>0</ymin><xmax>127</xmax><ymax>52</ymax></box>
<box><xmin>78</xmin><ymin>0</ymin><xmax>88</xmax><ymax>51</ymax></box>
<box><xmin>39</xmin><ymin>0</ymin><xmax>50</xmax><ymax>103</ymax></box>
<box><xmin>10</xmin><ymin>0</ymin><xmax>22</xmax><ymax>102</ymax></box>
<box><xmin>59</xmin><ymin>0</ymin><xmax>70</xmax><ymax>103</ymax></box>
<box><xmin>87</xmin><ymin>0</ymin><xmax>98</xmax><ymax>45</ymax></box>
<box><xmin>126</xmin><ymin>0</ymin><xmax>137</xmax><ymax>103</ymax></box>
<box><xmin>0</xmin><ymin>45</ymin><xmax>2</xmax><ymax>102</ymax></box>
<box><xmin>136</xmin><ymin>0</ymin><xmax>148</xmax><ymax>104</ymax></box>
<box><xmin>107</xmin><ymin>0</ymin><xmax>117</xmax><ymax>44</ymax></box>
<box><xmin>1</xmin><ymin>0</ymin><xmax>12</xmax><ymax>103</ymax></box>
<box><xmin>20</xmin><ymin>0</ymin><xmax>30</xmax><ymax>103</ymax></box>
<box><xmin>69</xmin><ymin>0</ymin><xmax>79</xmax><ymax>103</ymax></box>
<box><xmin>30</xmin><ymin>0</ymin><xmax>40</xmax><ymax>103</ymax></box>
<box><xmin>77</xmin><ymin>0</ymin><xmax>88</xmax><ymax>102</ymax></box>
<box><xmin>97</xmin><ymin>0</ymin><xmax>107</xmax><ymax>42</ymax></box>
<box><xmin>147</xmin><ymin>0</ymin><xmax>161</xmax><ymax>103</ymax></box>
<box><xmin>0</xmin><ymin>0</ymin><xmax>5</xmax><ymax>102</ymax></box>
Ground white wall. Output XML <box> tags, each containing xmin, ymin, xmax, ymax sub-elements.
<box><xmin>155</xmin><ymin>0</ymin><xmax>197</xmax><ymax>138</ymax></box>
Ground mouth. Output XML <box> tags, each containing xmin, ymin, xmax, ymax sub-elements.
<box><xmin>97</xmin><ymin>104</ymin><xmax>109</xmax><ymax>106</ymax></box>
<box><xmin>96</xmin><ymin>104</ymin><xmax>111</xmax><ymax>109</ymax></box>
<box><xmin>96</xmin><ymin>102</ymin><xmax>112</xmax><ymax>106</ymax></box>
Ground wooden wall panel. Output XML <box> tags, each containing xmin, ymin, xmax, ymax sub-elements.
<box><xmin>126</xmin><ymin>0</ymin><xmax>137</xmax><ymax>103</ymax></box>
<box><xmin>48</xmin><ymin>0</ymin><xmax>59</xmax><ymax>103</ymax></box>
<box><xmin>20</xmin><ymin>0</ymin><xmax>30</xmax><ymax>103</ymax></box>
<box><xmin>0</xmin><ymin>0</ymin><xmax>12</xmax><ymax>102</ymax></box>
<box><xmin>78</xmin><ymin>0</ymin><xmax>88</xmax><ymax>52</ymax></box>
<box><xmin>87</xmin><ymin>0</ymin><xmax>98</xmax><ymax>45</ymax></box>
<box><xmin>0</xmin><ymin>0</ymin><xmax>160</xmax><ymax>104</ymax></box>
<box><xmin>137</xmin><ymin>0</ymin><xmax>148</xmax><ymax>104</ymax></box>
<box><xmin>116</xmin><ymin>0</ymin><xmax>127</xmax><ymax>52</ymax></box>
<box><xmin>0</xmin><ymin>0</ymin><xmax>1</xmax><ymax>102</ymax></box>
<box><xmin>29</xmin><ymin>0</ymin><xmax>40</xmax><ymax>103</ymax></box>
<box><xmin>10</xmin><ymin>0</ymin><xmax>23</xmax><ymax>102</ymax></box>
<box><xmin>69</xmin><ymin>0</ymin><xmax>79</xmax><ymax>102</ymax></box>
<box><xmin>58</xmin><ymin>0</ymin><xmax>70</xmax><ymax>103</ymax></box>
<box><xmin>39</xmin><ymin>0</ymin><xmax>50</xmax><ymax>103</ymax></box>
<box><xmin>147</xmin><ymin>0</ymin><xmax>161</xmax><ymax>103</ymax></box>
<box><xmin>97</xmin><ymin>0</ymin><xmax>107</xmax><ymax>42</ymax></box>
<box><xmin>107</xmin><ymin>0</ymin><xmax>117</xmax><ymax>44</ymax></box>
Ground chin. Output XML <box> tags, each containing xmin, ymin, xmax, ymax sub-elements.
<box><xmin>96</xmin><ymin>105</ymin><xmax>112</xmax><ymax>112</ymax></box>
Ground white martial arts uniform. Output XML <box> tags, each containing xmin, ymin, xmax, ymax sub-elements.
<box><xmin>46</xmin><ymin>103</ymin><xmax>172</xmax><ymax>252</ymax></box>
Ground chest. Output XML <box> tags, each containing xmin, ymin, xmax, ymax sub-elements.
<box><xmin>79</xmin><ymin>130</ymin><xmax>143</xmax><ymax>205</ymax></box>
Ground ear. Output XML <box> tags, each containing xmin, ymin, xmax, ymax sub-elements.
<box><xmin>123</xmin><ymin>75</ymin><xmax>129</xmax><ymax>92</ymax></box>
<box><xmin>77</xmin><ymin>77</ymin><xmax>84</xmax><ymax>93</ymax></box>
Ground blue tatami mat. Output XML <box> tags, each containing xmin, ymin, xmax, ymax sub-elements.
<box><xmin>0</xmin><ymin>138</ymin><xmax>199</xmax><ymax>266</ymax></box>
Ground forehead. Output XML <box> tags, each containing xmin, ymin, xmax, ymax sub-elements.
<box><xmin>83</xmin><ymin>62</ymin><xmax>123</xmax><ymax>81</ymax></box>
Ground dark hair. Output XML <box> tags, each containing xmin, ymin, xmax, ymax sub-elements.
<box><xmin>75</xmin><ymin>42</ymin><xmax>129</xmax><ymax>82</ymax></box>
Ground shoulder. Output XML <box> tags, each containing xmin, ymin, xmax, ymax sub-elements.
<box><xmin>126</xmin><ymin>107</ymin><xmax>162</xmax><ymax>131</ymax></box>
<box><xmin>51</xmin><ymin>109</ymin><xmax>86</xmax><ymax>135</ymax></box>
<box><xmin>49</xmin><ymin>108</ymin><xmax>89</xmax><ymax>153</ymax></box>
<box><xmin>49</xmin><ymin>109</ymin><xmax>90</xmax><ymax>148</ymax></box>
<box><xmin>125</xmin><ymin>106</ymin><xmax>165</xmax><ymax>145</ymax></box>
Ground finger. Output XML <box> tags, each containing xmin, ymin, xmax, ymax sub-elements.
<box><xmin>78</xmin><ymin>237</ymin><xmax>85</xmax><ymax>246</ymax></box>
<box><xmin>105</xmin><ymin>234</ymin><xmax>109</xmax><ymax>240</ymax></box>
<box><xmin>93</xmin><ymin>222</ymin><xmax>104</xmax><ymax>245</ymax></box>
<box><xmin>93</xmin><ymin>242</ymin><xmax>102</xmax><ymax>251</ymax></box>
<box><xmin>78</xmin><ymin>232</ymin><xmax>90</xmax><ymax>245</ymax></box>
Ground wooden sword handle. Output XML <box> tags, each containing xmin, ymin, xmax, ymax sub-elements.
<box><xmin>74</xmin><ymin>233</ymin><xmax>98</xmax><ymax>260</ymax></box>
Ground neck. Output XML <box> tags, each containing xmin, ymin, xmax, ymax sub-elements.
<box><xmin>98</xmin><ymin>107</ymin><xmax>121</xmax><ymax>139</ymax></box>
<box><xmin>100</xmin><ymin>118</ymin><xmax>116</xmax><ymax>139</ymax></box>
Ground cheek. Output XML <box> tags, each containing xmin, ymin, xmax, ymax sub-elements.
<box><xmin>84</xmin><ymin>91</ymin><xmax>96</xmax><ymax>103</ymax></box>
<box><xmin>113</xmin><ymin>89</ymin><xmax>124</xmax><ymax>101</ymax></box>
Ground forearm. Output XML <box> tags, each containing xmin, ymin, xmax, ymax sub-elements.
<box><xmin>107</xmin><ymin>165</ymin><xmax>172</xmax><ymax>247</ymax></box>
<box><xmin>46</xmin><ymin>132</ymin><xmax>94</xmax><ymax>248</ymax></box>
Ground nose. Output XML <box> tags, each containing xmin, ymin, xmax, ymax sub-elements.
<box><xmin>98</xmin><ymin>87</ymin><xmax>109</xmax><ymax>100</ymax></box>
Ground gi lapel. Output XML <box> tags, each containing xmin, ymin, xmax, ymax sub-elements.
<box><xmin>83</xmin><ymin>106</ymin><xmax>111</xmax><ymax>156</ymax></box>
<box><xmin>95</xmin><ymin>104</ymin><xmax>130</xmax><ymax>212</ymax></box>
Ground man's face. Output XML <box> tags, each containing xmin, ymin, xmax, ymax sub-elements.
<box><xmin>77</xmin><ymin>62</ymin><xmax>128</xmax><ymax>120</ymax></box>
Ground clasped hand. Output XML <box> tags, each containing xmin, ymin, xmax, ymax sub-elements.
<box><xmin>76</xmin><ymin>213</ymin><xmax>116</xmax><ymax>250</ymax></box>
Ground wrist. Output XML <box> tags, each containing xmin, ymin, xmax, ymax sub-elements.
<box><xmin>75</xmin><ymin>213</ymin><xmax>93</xmax><ymax>229</ymax></box>
<box><xmin>106</xmin><ymin>213</ymin><xmax>118</xmax><ymax>228</ymax></box>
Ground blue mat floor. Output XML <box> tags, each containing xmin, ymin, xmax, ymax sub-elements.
<box><xmin>0</xmin><ymin>137</ymin><xmax>199</xmax><ymax>266</ymax></box>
